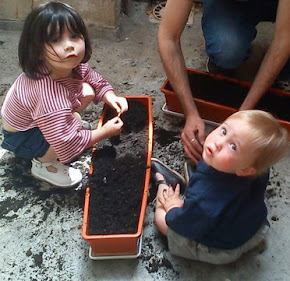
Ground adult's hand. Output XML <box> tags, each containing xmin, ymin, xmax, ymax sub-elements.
<box><xmin>181</xmin><ymin>114</ymin><xmax>205</xmax><ymax>164</ymax></box>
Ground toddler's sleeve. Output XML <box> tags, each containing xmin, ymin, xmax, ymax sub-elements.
<box><xmin>165</xmin><ymin>197</ymin><xmax>213</xmax><ymax>241</ymax></box>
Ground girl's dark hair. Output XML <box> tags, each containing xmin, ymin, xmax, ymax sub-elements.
<box><xmin>18</xmin><ymin>2</ymin><xmax>92</xmax><ymax>79</ymax></box>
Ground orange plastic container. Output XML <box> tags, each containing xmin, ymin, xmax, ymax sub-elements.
<box><xmin>161</xmin><ymin>68</ymin><xmax>290</xmax><ymax>133</ymax></box>
<box><xmin>82</xmin><ymin>95</ymin><xmax>153</xmax><ymax>259</ymax></box>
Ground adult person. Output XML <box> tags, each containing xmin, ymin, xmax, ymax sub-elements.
<box><xmin>158</xmin><ymin>0</ymin><xmax>290</xmax><ymax>164</ymax></box>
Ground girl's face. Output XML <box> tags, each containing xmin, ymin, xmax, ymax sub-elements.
<box><xmin>202</xmin><ymin>117</ymin><xmax>256</xmax><ymax>175</ymax></box>
<box><xmin>43</xmin><ymin>27</ymin><xmax>85</xmax><ymax>79</ymax></box>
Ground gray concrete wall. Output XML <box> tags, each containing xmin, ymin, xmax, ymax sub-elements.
<box><xmin>0</xmin><ymin>0</ymin><xmax>122</xmax><ymax>38</ymax></box>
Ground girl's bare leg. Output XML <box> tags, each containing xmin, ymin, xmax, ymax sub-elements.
<box><xmin>37</xmin><ymin>146</ymin><xmax>56</xmax><ymax>162</ymax></box>
<box><xmin>154</xmin><ymin>172</ymin><xmax>169</xmax><ymax>236</ymax></box>
<box><xmin>37</xmin><ymin>146</ymin><xmax>58</xmax><ymax>173</ymax></box>
<box><xmin>73</xmin><ymin>83</ymin><xmax>95</xmax><ymax>128</ymax></box>
<box><xmin>75</xmin><ymin>82</ymin><xmax>95</xmax><ymax>113</ymax></box>
<box><xmin>73</xmin><ymin>111</ymin><xmax>82</xmax><ymax>122</ymax></box>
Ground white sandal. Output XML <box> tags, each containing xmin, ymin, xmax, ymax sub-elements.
<box><xmin>31</xmin><ymin>159</ymin><xmax>82</xmax><ymax>188</ymax></box>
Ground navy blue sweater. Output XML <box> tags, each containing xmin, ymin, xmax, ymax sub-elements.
<box><xmin>166</xmin><ymin>160</ymin><xmax>269</xmax><ymax>249</ymax></box>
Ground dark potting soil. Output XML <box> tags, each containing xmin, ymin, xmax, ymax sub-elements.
<box><xmin>88</xmin><ymin>100</ymin><xmax>148</xmax><ymax>235</ymax></box>
<box><xmin>167</xmin><ymin>72</ymin><xmax>290</xmax><ymax>121</ymax></box>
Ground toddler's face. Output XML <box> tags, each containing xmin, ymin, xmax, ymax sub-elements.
<box><xmin>202</xmin><ymin>117</ymin><xmax>256</xmax><ymax>175</ymax></box>
<box><xmin>43</xmin><ymin>27</ymin><xmax>85</xmax><ymax>79</ymax></box>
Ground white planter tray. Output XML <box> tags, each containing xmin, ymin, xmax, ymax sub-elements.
<box><xmin>162</xmin><ymin>103</ymin><xmax>220</xmax><ymax>128</ymax></box>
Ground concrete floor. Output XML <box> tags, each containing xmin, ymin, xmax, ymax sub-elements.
<box><xmin>0</xmin><ymin>1</ymin><xmax>290</xmax><ymax>281</ymax></box>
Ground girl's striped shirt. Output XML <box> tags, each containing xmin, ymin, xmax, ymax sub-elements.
<box><xmin>1</xmin><ymin>63</ymin><xmax>114</xmax><ymax>163</ymax></box>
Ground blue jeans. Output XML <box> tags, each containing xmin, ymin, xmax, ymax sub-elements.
<box><xmin>1</xmin><ymin>127</ymin><xmax>49</xmax><ymax>160</ymax></box>
<box><xmin>202</xmin><ymin>0</ymin><xmax>290</xmax><ymax>79</ymax></box>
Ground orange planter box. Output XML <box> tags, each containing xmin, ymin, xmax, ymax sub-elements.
<box><xmin>161</xmin><ymin>68</ymin><xmax>290</xmax><ymax>133</ymax></box>
<box><xmin>82</xmin><ymin>95</ymin><xmax>153</xmax><ymax>259</ymax></box>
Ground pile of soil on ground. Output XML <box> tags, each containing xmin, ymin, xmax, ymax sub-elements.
<box><xmin>166</xmin><ymin>72</ymin><xmax>290</xmax><ymax>121</ymax></box>
<box><xmin>88</xmin><ymin>100</ymin><xmax>149</xmax><ymax>235</ymax></box>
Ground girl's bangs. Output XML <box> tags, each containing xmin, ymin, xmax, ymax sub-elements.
<box><xmin>45</xmin><ymin>11</ymin><xmax>81</xmax><ymax>41</ymax></box>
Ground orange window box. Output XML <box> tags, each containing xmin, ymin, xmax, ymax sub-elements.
<box><xmin>161</xmin><ymin>68</ymin><xmax>290</xmax><ymax>133</ymax></box>
<box><xmin>82</xmin><ymin>95</ymin><xmax>153</xmax><ymax>259</ymax></box>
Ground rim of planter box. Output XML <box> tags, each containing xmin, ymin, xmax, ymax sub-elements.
<box><xmin>161</xmin><ymin>68</ymin><xmax>290</xmax><ymax>97</ymax></box>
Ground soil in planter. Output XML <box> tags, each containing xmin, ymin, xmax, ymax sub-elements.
<box><xmin>166</xmin><ymin>72</ymin><xmax>290</xmax><ymax>121</ymax></box>
<box><xmin>88</xmin><ymin>100</ymin><xmax>148</xmax><ymax>235</ymax></box>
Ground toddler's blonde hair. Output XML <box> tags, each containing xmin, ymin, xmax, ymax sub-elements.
<box><xmin>227</xmin><ymin>110</ymin><xmax>289</xmax><ymax>175</ymax></box>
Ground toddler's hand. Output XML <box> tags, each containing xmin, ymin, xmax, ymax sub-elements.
<box><xmin>104</xmin><ymin>91</ymin><xmax>128</xmax><ymax>115</ymax></box>
<box><xmin>102</xmin><ymin>116</ymin><xmax>123</xmax><ymax>137</ymax></box>
<box><xmin>158</xmin><ymin>184</ymin><xmax>184</xmax><ymax>212</ymax></box>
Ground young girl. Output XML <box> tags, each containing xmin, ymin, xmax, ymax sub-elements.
<box><xmin>1</xmin><ymin>2</ymin><xmax>128</xmax><ymax>188</ymax></box>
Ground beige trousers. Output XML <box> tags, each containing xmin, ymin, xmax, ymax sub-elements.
<box><xmin>167</xmin><ymin>221</ymin><xmax>269</xmax><ymax>264</ymax></box>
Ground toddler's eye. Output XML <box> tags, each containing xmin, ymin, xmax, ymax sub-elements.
<box><xmin>221</xmin><ymin>128</ymin><xmax>227</xmax><ymax>135</ymax></box>
<box><xmin>230</xmin><ymin>143</ymin><xmax>237</xmax><ymax>151</ymax></box>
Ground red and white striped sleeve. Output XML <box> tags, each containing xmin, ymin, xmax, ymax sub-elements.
<box><xmin>36</xmin><ymin>108</ymin><xmax>91</xmax><ymax>163</ymax></box>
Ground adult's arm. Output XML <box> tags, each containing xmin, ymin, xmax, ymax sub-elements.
<box><xmin>158</xmin><ymin>0</ymin><xmax>205</xmax><ymax>164</ymax></box>
<box><xmin>240</xmin><ymin>0</ymin><xmax>290</xmax><ymax>110</ymax></box>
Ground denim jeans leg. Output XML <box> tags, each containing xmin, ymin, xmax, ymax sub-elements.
<box><xmin>1</xmin><ymin>127</ymin><xmax>49</xmax><ymax>159</ymax></box>
<box><xmin>202</xmin><ymin>0</ymin><xmax>262</xmax><ymax>69</ymax></box>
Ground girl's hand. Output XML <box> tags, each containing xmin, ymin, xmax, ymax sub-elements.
<box><xmin>103</xmin><ymin>91</ymin><xmax>128</xmax><ymax>115</ymax></box>
<box><xmin>101</xmin><ymin>116</ymin><xmax>123</xmax><ymax>137</ymax></box>
<box><xmin>158</xmin><ymin>184</ymin><xmax>184</xmax><ymax>212</ymax></box>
